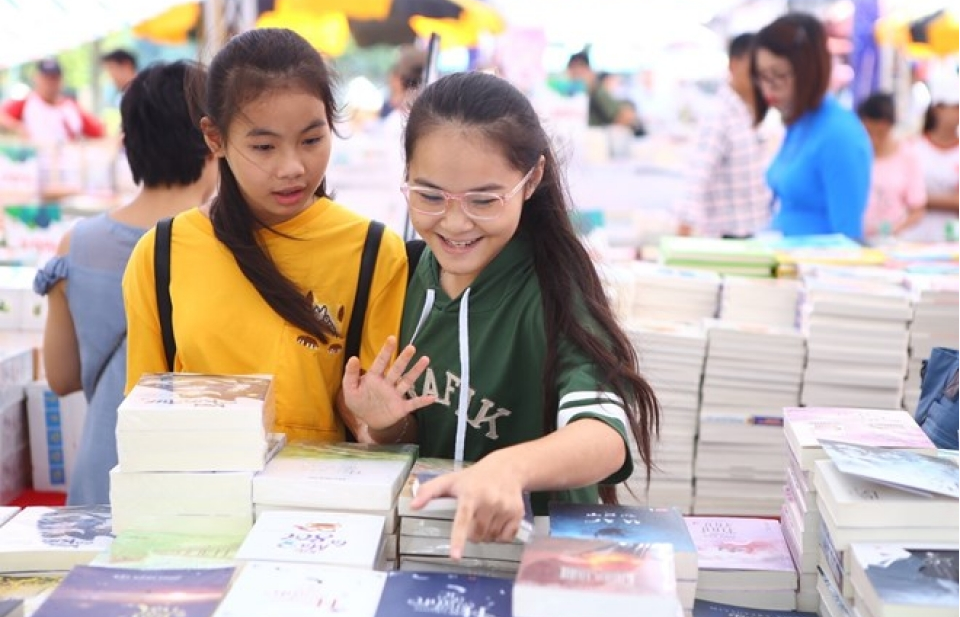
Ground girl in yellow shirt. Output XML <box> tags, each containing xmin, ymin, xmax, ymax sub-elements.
<box><xmin>123</xmin><ymin>29</ymin><xmax>407</xmax><ymax>442</ymax></box>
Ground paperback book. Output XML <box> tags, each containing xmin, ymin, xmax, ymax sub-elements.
<box><xmin>849</xmin><ymin>543</ymin><xmax>959</xmax><ymax>617</ymax></box>
<box><xmin>90</xmin><ymin>530</ymin><xmax>245</xmax><ymax>569</ymax></box>
<box><xmin>253</xmin><ymin>442</ymin><xmax>418</xmax><ymax>512</ymax></box>
<box><xmin>820</xmin><ymin>440</ymin><xmax>960</xmax><ymax>499</ymax></box>
<box><xmin>214</xmin><ymin>562</ymin><xmax>387</xmax><ymax>617</ymax></box>
<box><xmin>693</xmin><ymin>599</ymin><xmax>816</xmax><ymax>617</ymax></box>
<box><xmin>374</xmin><ymin>571</ymin><xmax>513</xmax><ymax>617</ymax></box>
<box><xmin>513</xmin><ymin>536</ymin><xmax>679</xmax><ymax>617</ymax></box>
<box><xmin>235</xmin><ymin>510</ymin><xmax>384</xmax><ymax>569</ymax></box>
<box><xmin>684</xmin><ymin>517</ymin><xmax>796</xmax><ymax>590</ymax></box>
<box><xmin>32</xmin><ymin>565</ymin><xmax>235</xmax><ymax>617</ymax></box>
<box><xmin>398</xmin><ymin>459</ymin><xmax>473</xmax><ymax>519</ymax></box>
<box><xmin>0</xmin><ymin>505</ymin><xmax>113</xmax><ymax>573</ymax></box>
<box><xmin>118</xmin><ymin>372</ymin><xmax>275</xmax><ymax>432</ymax></box>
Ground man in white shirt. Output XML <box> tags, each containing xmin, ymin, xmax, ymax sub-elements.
<box><xmin>676</xmin><ymin>33</ymin><xmax>771</xmax><ymax>238</ymax></box>
<box><xmin>0</xmin><ymin>58</ymin><xmax>105</xmax><ymax>143</ymax></box>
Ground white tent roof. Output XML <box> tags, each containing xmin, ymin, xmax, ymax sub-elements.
<box><xmin>0</xmin><ymin>0</ymin><xmax>191</xmax><ymax>69</ymax></box>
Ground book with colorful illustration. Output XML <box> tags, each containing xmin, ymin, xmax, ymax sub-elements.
<box><xmin>118</xmin><ymin>372</ymin><xmax>275</xmax><ymax>432</ymax></box>
<box><xmin>31</xmin><ymin>565</ymin><xmax>234</xmax><ymax>617</ymax></box>
<box><xmin>374</xmin><ymin>571</ymin><xmax>512</xmax><ymax>617</ymax></box>
<box><xmin>549</xmin><ymin>503</ymin><xmax>697</xmax><ymax>579</ymax></box>
<box><xmin>513</xmin><ymin>536</ymin><xmax>679</xmax><ymax>617</ymax></box>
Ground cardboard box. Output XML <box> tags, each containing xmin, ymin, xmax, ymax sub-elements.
<box><xmin>25</xmin><ymin>381</ymin><xmax>86</xmax><ymax>493</ymax></box>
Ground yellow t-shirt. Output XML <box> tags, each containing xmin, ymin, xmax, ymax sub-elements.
<box><xmin>122</xmin><ymin>199</ymin><xmax>407</xmax><ymax>442</ymax></box>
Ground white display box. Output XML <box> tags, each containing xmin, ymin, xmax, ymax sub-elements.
<box><xmin>25</xmin><ymin>381</ymin><xmax>86</xmax><ymax>493</ymax></box>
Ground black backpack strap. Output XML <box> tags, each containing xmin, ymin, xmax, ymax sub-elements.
<box><xmin>345</xmin><ymin>221</ymin><xmax>385</xmax><ymax>364</ymax></box>
<box><xmin>405</xmin><ymin>239</ymin><xmax>426</xmax><ymax>284</ymax></box>
<box><xmin>154</xmin><ymin>217</ymin><xmax>176</xmax><ymax>372</ymax></box>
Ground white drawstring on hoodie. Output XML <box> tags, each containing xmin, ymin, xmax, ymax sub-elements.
<box><xmin>409</xmin><ymin>286</ymin><xmax>472</xmax><ymax>466</ymax></box>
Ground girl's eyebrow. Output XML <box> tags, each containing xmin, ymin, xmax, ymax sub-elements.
<box><xmin>245</xmin><ymin>119</ymin><xmax>327</xmax><ymax>138</ymax></box>
<box><xmin>410</xmin><ymin>177</ymin><xmax>504</xmax><ymax>192</ymax></box>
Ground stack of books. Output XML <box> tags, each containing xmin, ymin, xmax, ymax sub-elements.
<box><xmin>513</xmin><ymin>536</ymin><xmax>681</xmax><ymax>617</ymax></box>
<box><xmin>903</xmin><ymin>273</ymin><xmax>959</xmax><ymax>413</ymax></box>
<box><xmin>812</xmin><ymin>441</ymin><xmax>958</xmax><ymax>614</ymax></box>
<box><xmin>799</xmin><ymin>276</ymin><xmax>912</xmax><ymax>409</ymax></box>
<box><xmin>110</xmin><ymin>373</ymin><xmax>278</xmax><ymax>536</ymax></box>
<box><xmin>685</xmin><ymin>516</ymin><xmax>798</xmax><ymax>611</ymax></box>
<box><xmin>719</xmin><ymin>276</ymin><xmax>802</xmax><ymax>328</ymax></box>
<box><xmin>627</xmin><ymin>262</ymin><xmax>722</xmax><ymax>323</ymax></box>
<box><xmin>395</xmin><ymin>458</ymin><xmax>536</xmax><ymax>579</ymax></box>
<box><xmin>694</xmin><ymin>320</ymin><xmax>805</xmax><ymax>516</ymax></box>
<box><xmin>780</xmin><ymin>406</ymin><xmax>937</xmax><ymax>613</ymax></box>
<box><xmin>625</xmin><ymin>321</ymin><xmax>707</xmax><ymax>512</ymax></box>
<box><xmin>659</xmin><ymin>237</ymin><xmax>777</xmax><ymax>278</ymax></box>
<box><xmin>548</xmin><ymin>503</ymin><xmax>698</xmax><ymax>613</ymax></box>
<box><xmin>252</xmin><ymin>442</ymin><xmax>418</xmax><ymax>571</ymax></box>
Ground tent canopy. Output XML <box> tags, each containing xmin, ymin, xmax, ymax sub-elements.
<box><xmin>0</xmin><ymin>0</ymin><xmax>193</xmax><ymax>69</ymax></box>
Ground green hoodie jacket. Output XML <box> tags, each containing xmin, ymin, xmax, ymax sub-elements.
<box><xmin>401</xmin><ymin>233</ymin><xmax>633</xmax><ymax>515</ymax></box>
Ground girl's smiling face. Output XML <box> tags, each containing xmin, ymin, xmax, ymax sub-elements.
<box><xmin>406</xmin><ymin>124</ymin><xmax>541</xmax><ymax>298</ymax></box>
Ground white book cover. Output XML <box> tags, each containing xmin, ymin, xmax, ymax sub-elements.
<box><xmin>235</xmin><ymin>511</ymin><xmax>384</xmax><ymax>569</ymax></box>
<box><xmin>214</xmin><ymin>561</ymin><xmax>386</xmax><ymax>617</ymax></box>
<box><xmin>820</xmin><ymin>440</ymin><xmax>959</xmax><ymax>499</ymax></box>
<box><xmin>118</xmin><ymin>373</ymin><xmax>274</xmax><ymax>432</ymax></box>
<box><xmin>253</xmin><ymin>442</ymin><xmax>417</xmax><ymax>511</ymax></box>
<box><xmin>813</xmin><ymin>460</ymin><xmax>959</xmax><ymax>530</ymax></box>
<box><xmin>0</xmin><ymin>505</ymin><xmax>113</xmax><ymax>573</ymax></box>
<box><xmin>0</xmin><ymin>508</ymin><xmax>20</xmax><ymax>528</ymax></box>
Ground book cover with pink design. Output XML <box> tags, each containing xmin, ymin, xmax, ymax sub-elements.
<box><xmin>783</xmin><ymin>407</ymin><xmax>934</xmax><ymax>468</ymax></box>
<box><xmin>684</xmin><ymin>517</ymin><xmax>794</xmax><ymax>573</ymax></box>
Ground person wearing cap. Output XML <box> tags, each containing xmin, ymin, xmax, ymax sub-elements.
<box><xmin>0</xmin><ymin>58</ymin><xmax>105</xmax><ymax>143</ymax></box>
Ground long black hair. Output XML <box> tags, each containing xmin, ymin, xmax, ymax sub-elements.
<box><xmin>404</xmin><ymin>72</ymin><xmax>661</xmax><ymax>498</ymax></box>
<box><xmin>200</xmin><ymin>28</ymin><xmax>340</xmax><ymax>341</ymax></box>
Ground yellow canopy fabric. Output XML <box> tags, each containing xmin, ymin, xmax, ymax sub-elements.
<box><xmin>875</xmin><ymin>8</ymin><xmax>958</xmax><ymax>57</ymax></box>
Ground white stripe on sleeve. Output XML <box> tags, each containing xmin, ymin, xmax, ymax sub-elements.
<box><xmin>558</xmin><ymin>391</ymin><xmax>624</xmax><ymax>409</ymax></box>
<box><xmin>557</xmin><ymin>403</ymin><xmax>628</xmax><ymax>429</ymax></box>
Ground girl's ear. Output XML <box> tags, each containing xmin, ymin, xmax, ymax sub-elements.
<box><xmin>525</xmin><ymin>155</ymin><xmax>546</xmax><ymax>200</ymax></box>
<box><xmin>200</xmin><ymin>117</ymin><xmax>226</xmax><ymax>158</ymax></box>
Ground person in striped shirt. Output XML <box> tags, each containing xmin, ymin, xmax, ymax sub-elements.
<box><xmin>677</xmin><ymin>33</ymin><xmax>772</xmax><ymax>238</ymax></box>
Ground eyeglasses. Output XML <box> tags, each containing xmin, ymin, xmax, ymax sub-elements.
<box><xmin>401</xmin><ymin>167</ymin><xmax>536</xmax><ymax>221</ymax></box>
<box><xmin>754</xmin><ymin>70</ymin><xmax>793</xmax><ymax>90</ymax></box>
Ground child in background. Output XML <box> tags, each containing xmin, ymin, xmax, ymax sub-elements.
<box><xmin>343</xmin><ymin>72</ymin><xmax>660</xmax><ymax>559</ymax></box>
<box><xmin>123</xmin><ymin>29</ymin><xmax>407</xmax><ymax>443</ymax></box>
<box><xmin>34</xmin><ymin>61</ymin><xmax>219</xmax><ymax>505</ymax></box>
<box><xmin>857</xmin><ymin>92</ymin><xmax>926</xmax><ymax>239</ymax></box>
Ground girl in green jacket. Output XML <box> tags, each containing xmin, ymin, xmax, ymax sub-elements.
<box><xmin>343</xmin><ymin>71</ymin><xmax>660</xmax><ymax>559</ymax></box>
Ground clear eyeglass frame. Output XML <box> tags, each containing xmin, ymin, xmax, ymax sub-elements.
<box><xmin>400</xmin><ymin>166</ymin><xmax>536</xmax><ymax>221</ymax></box>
